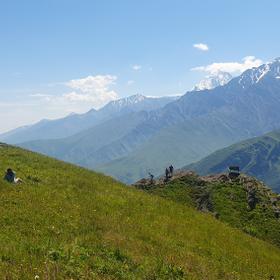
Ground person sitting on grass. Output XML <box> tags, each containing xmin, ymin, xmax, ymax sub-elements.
<box><xmin>4</xmin><ymin>168</ymin><xmax>22</xmax><ymax>184</ymax></box>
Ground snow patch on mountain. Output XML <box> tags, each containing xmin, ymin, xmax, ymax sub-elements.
<box><xmin>193</xmin><ymin>72</ymin><xmax>232</xmax><ymax>91</ymax></box>
<box><xmin>109</xmin><ymin>94</ymin><xmax>146</xmax><ymax>107</ymax></box>
<box><xmin>238</xmin><ymin>58</ymin><xmax>280</xmax><ymax>88</ymax></box>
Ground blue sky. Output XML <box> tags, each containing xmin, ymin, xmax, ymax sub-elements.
<box><xmin>1</xmin><ymin>0</ymin><xmax>280</xmax><ymax>132</ymax></box>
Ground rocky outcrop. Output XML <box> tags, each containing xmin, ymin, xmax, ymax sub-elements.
<box><xmin>134</xmin><ymin>171</ymin><xmax>280</xmax><ymax>217</ymax></box>
<box><xmin>133</xmin><ymin>170</ymin><xmax>197</xmax><ymax>189</ymax></box>
<box><xmin>133</xmin><ymin>169</ymin><xmax>280</xmax><ymax>247</ymax></box>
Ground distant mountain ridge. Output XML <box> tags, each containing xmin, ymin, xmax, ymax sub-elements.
<box><xmin>0</xmin><ymin>94</ymin><xmax>178</xmax><ymax>144</ymax></box>
<box><xmin>19</xmin><ymin>58</ymin><xmax>280</xmax><ymax>184</ymax></box>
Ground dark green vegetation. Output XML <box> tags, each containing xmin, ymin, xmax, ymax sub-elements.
<box><xmin>19</xmin><ymin>59</ymin><xmax>280</xmax><ymax>184</ymax></box>
<box><xmin>136</xmin><ymin>171</ymin><xmax>280</xmax><ymax>247</ymax></box>
<box><xmin>1</xmin><ymin>144</ymin><xmax>280</xmax><ymax>279</ymax></box>
<box><xmin>186</xmin><ymin>129</ymin><xmax>280</xmax><ymax>193</ymax></box>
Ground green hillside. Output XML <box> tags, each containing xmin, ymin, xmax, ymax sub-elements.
<box><xmin>1</xmin><ymin>144</ymin><xmax>280</xmax><ymax>279</ymax></box>
<box><xmin>185</xmin><ymin>130</ymin><xmax>280</xmax><ymax>193</ymax></box>
<box><xmin>135</xmin><ymin>171</ymin><xmax>280</xmax><ymax>247</ymax></box>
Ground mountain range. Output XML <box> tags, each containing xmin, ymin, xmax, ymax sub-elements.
<box><xmin>3</xmin><ymin>58</ymin><xmax>280</xmax><ymax>185</ymax></box>
<box><xmin>0</xmin><ymin>94</ymin><xmax>178</xmax><ymax>144</ymax></box>
<box><xmin>3</xmin><ymin>59</ymin><xmax>280</xmax><ymax>186</ymax></box>
<box><xmin>95</xmin><ymin>58</ymin><xmax>280</xmax><ymax>182</ymax></box>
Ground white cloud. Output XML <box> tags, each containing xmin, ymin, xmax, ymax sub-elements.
<box><xmin>29</xmin><ymin>75</ymin><xmax>119</xmax><ymax>112</ymax></box>
<box><xmin>192</xmin><ymin>56</ymin><xmax>263</xmax><ymax>75</ymax></box>
<box><xmin>193</xmin><ymin>43</ymin><xmax>209</xmax><ymax>51</ymax></box>
<box><xmin>132</xmin><ymin>64</ymin><xmax>142</xmax><ymax>71</ymax></box>
<box><xmin>66</xmin><ymin>75</ymin><xmax>116</xmax><ymax>92</ymax></box>
<box><xmin>62</xmin><ymin>75</ymin><xmax>118</xmax><ymax>109</ymax></box>
<box><xmin>30</xmin><ymin>75</ymin><xmax>119</xmax><ymax>108</ymax></box>
<box><xmin>62</xmin><ymin>91</ymin><xmax>91</xmax><ymax>102</ymax></box>
<box><xmin>0</xmin><ymin>75</ymin><xmax>119</xmax><ymax>132</ymax></box>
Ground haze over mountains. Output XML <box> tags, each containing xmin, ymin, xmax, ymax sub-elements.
<box><xmin>3</xmin><ymin>58</ymin><xmax>280</xmax><ymax>185</ymax></box>
<box><xmin>0</xmin><ymin>94</ymin><xmax>178</xmax><ymax>144</ymax></box>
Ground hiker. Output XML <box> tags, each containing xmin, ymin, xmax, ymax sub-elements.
<box><xmin>4</xmin><ymin>168</ymin><xmax>22</xmax><ymax>184</ymax></box>
<box><xmin>148</xmin><ymin>172</ymin><xmax>154</xmax><ymax>184</ymax></box>
<box><xmin>165</xmin><ymin>168</ymin><xmax>169</xmax><ymax>181</ymax></box>
<box><xmin>169</xmin><ymin>165</ymin><xmax>174</xmax><ymax>177</ymax></box>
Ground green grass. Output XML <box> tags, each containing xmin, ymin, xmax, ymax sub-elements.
<box><xmin>1</xmin><ymin>144</ymin><xmax>280</xmax><ymax>279</ymax></box>
<box><xmin>143</xmin><ymin>173</ymin><xmax>280</xmax><ymax>247</ymax></box>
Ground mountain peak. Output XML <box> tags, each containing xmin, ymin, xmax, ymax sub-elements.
<box><xmin>237</xmin><ymin>57</ymin><xmax>280</xmax><ymax>88</ymax></box>
<box><xmin>109</xmin><ymin>94</ymin><xmax>146</xmax><ymax>106</ymax></box>
<box><xmin>193</xmin><ymin>71</ymin><xmax>232</xmax><ymax>91</ymax></box>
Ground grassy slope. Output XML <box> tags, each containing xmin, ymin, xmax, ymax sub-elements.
<box><xmin>185</xmin><ymin>130</ymin><xmax>280</xmax><ymax>193</ymax></box>
<box><xmin>0</xmin><ymin>145</ymin><xmax>280</xmax><ymax>279</ymax></box>
<box><xmin>141</xmin><ymin>173</ymin><xmax>280</xmax><ymax>247</ymax></box>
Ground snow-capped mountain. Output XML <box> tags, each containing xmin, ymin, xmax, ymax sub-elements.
<box><xmin>193</xmin><ymin>58</ymin><xmax>280</xmax><ymax>92</ymax></box>
<box><xmin>237</xmin><ymin>57</ymin><xmax>280</xmax><ymax>88</ymax></box>
<box><xmin>193</xmin><ymin>71</ymin><xmax>232</xmax><ymax>91</ymax></box>
<box><xmin>101</xmin><ymin>94</ymin><xmax>147</xmax><ymax>113</ymax></box>
<box><xmin>101</xmin><ymin>94</ymin><xmax>179</xmax><ymax>114</ymax></box>
<box><xmin>110</xmin><ymin>94</ymin><xmax>146</xmax><ymax>106</ymax></box>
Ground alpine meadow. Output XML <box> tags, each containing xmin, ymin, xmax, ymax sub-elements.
<box><xmin>1</xmin><ymin>1</ymin><xmax>280</xmax><ymax>279</ymax></box>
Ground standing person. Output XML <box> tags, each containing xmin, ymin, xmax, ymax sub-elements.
<box><xmin>169</xmin><ymin>165</ymin><xmax>174</xmax><ymax>177</ymax></box>
<box><xmin>148</xmin><ymin>172</ymin><xmax>154</xmax><ymax>185</ymax></box>
<box><xmin>165</xmin><ymin>168</ymin><xmax>169</xmax><ymax>181</ymax></box>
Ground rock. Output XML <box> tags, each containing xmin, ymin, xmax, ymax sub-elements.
<box><xmin>133</xmin><ymin>178</ymin><xmax>153</xmax><ymax>189</ymax></box>
<box><xmin>194</xmin><ymin>190</ymin><xmax>214</xmax><ymax>212</ymax></box>
<box><xmin>201</xmin><ymin>173</ymin><xmax>231</xmax><ymax>183</ymax></box>
<box><xmin>247</xmin><ymin>188</ymin><xmax>258</xmax><ymax>210</ymax></box>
